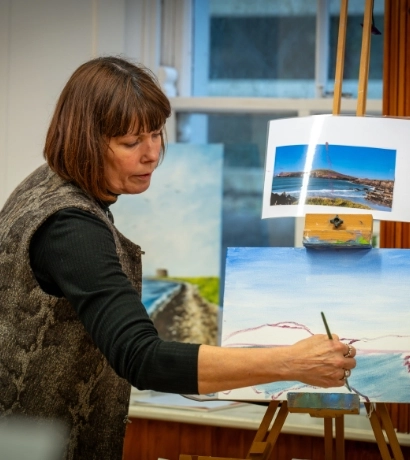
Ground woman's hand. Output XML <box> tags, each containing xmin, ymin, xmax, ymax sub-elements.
<box><xmin>282</xmin><ymin>334</ymin><xmax>356</xmax><ymax>388</ymax></box>
<box><xmin>197</xmin><ymin>335</ymin><xmax>356</xmax><ymax>394</ymax></box>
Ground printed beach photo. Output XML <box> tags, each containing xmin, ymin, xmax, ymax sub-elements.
<box><xmin>113</xmin><ymin>143</ymin><xmax>223</xmax><ymax>346</ymax></box>
<box><xmin>262</xmin><ymin>115</ymin><xmax>410</xmax><ymax>222</ymax></box>
<box><xmin>221</xmin><ymin>247</ymin><xmax>410</xmax><ymax>403</ymax></box>
<box><xmin>270</xmin><ymin>144</ymin><xmax>396</xmax><ymax>212</ymax></box>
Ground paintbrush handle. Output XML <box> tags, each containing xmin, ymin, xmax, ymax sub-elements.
<box><xmin>321</xmin><ymin>311</ymin><xmax>333</xmax><ymax>339</ymax></box>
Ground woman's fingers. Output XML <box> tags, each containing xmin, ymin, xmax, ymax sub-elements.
<box><xmin>289</xmin><ymin>334</ymin><xmax>357</xmax><ymax>388</ymax></box>
<box><xmin>344</xmin><ymin>343</ymin><xmax>356</xmax><ymax>358</ymax></box>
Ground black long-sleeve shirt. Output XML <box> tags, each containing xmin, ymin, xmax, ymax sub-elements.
<box><xmin>29</xmin><ymin>206</ymin><xmax>200</xmax><ymax>394</ymax></box>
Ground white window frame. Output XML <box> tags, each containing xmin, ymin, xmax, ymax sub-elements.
<box><xmin>157</xmin><ymin>0</ymin><xmax>382</xmax><ymax>143</ymax></box>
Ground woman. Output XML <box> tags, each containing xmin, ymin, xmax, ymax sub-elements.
<box><xmin>0</xmin><ymin>56</ymin><xmax>356</xmax><ymax>460</ymax></box>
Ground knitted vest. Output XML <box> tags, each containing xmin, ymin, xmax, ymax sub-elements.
<box><xmin>0</xmin><ymin>164</ymin><xmax>143</xmax><ymax>459</ymax></box>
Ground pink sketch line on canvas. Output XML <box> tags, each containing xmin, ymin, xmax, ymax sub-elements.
<box><xmin>222</xmin><ymin>321</ymin><xmax>314</xmax><ymax>344</ymax></box>
<box><xmin>223</xmin><ymin>322</ymin><xmax>410</xmax><ymax>355</ymax></box>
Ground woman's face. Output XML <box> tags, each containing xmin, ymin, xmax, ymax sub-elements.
<box><xmin>105</xmin><ymin>129</ymin><xmax>162</xmax><ymax>196</ymax></box>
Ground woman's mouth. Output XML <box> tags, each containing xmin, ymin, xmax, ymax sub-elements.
<box><xmin>137</xmin><ymin>173</ymin><xmax>152</xmax><ymax>180</ymax></box>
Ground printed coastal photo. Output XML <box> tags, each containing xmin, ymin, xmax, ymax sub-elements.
<box><xmin>220</xmin><ymin>247</ymin><xmax>410</xmax><ymax>403</ymax></box>
<box><xmin>113</xmin><ymin>143</ymin><xmax>223</xmax><ymax>345</ymax></box>
<box><xmin>271</xmin><ymin>144</ymin><xmax>395</xmax><ymax>211</ymax></box>
<box><xmin>262</xmin><ymin>115</ymin><xmax>410</xmax><ymax>222</ymax></box>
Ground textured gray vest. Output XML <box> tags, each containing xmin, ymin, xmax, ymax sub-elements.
<box><xmin>0</xmin><ymin>164</ymin><xmax>143</xmax><ymax>459</ymax></box>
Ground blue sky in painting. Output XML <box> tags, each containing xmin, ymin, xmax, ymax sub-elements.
<box><xmin>113</xmin><ymin>144</ymin><xmax>223</xmax><ymax>277</ymax></box>
<box><xmin>273</xmin><ymin>144</ymin><xmax>396</xmax><ymax>180</ymax></box>
<box><xmin>223</xmin><ymin>247</ymin><xmax>410</xmax><ymax>339</ymax></box>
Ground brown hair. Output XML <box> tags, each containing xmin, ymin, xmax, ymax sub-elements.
<box><xmin>44</xmin><ymin>56</ymin><xmax>171</xmax><ymax>201</ymax></box>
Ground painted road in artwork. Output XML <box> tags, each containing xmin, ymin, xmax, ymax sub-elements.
<box><xmin>221</xmin><ymin>247</ymin><xmax>410</xmax><ymax>402</ymax></box>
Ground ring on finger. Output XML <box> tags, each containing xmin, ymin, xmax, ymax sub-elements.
<box><xmin>344</xmin><ymin>344</ymin><xmax>353</xmax><ymax>358</ymax></box>
<box><xmin>340</xmin><ymin>369</ymin><xmax>351</xmax><ymax>380</ymax></box>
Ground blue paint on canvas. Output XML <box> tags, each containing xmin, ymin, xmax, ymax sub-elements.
<box><xmin>221</xmin><ymin>247</ymin><xmax>410</xmax><ymax>402</ymax></box>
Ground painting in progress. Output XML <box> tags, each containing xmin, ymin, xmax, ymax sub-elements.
<box><xmin>113</xmin><ymin>143</ymin><xmax>223</xmax><ymax>345</ymax></box>
<box><xmin>262</xmin><ymin>115</ymin><xmax>410</xmax><ymax>222</ymax></box>
<box><xmin>221</xmin><ymin>247</ymin><xmax>410</xmax><ymax>402</ymax></box>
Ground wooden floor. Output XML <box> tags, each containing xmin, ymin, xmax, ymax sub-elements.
<box><xmin>122</xmin><ymin>416</ymin><xmax>410</xmax><ymax>460</ymax></box>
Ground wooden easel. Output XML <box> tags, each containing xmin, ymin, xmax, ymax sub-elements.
<box><xmin>179</xmin><ymin>216</ymin><xmax>405</xmax><ymax>460</ymax></box>
<box><xmin>180</xmin><ymin>1</ymin><xmax>405</xmax><ymax>459</ymax></box>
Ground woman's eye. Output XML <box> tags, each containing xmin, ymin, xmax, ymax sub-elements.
<box><xmin>124</xmin><ymin>140</ymin><xmax>139</xmax><ymax>148</ymax></box>
<box><xmin>122</xmin><ymin>131</ymin><xmax>161</xmax><ymax>147</ymax></box>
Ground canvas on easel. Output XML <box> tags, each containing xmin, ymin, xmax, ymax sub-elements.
<box><xmin>220</xmin><ymin>245</ymin><xmax>410</xmax><ymax>403</ymax></box>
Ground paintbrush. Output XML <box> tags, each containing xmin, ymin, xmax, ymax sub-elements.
<box><xmin>321</xmin><ymin>311</ymin><xmax>352</xmax><ymax>392</ymax></box>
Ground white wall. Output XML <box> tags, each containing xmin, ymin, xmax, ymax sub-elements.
<box><xmin>0</xmin><ymin>0</ymin><xmax>164</xmax><ymax>208</ymax></box>
<box><xmin>0</xmin><ymin>0</ymin><xmax>93</xmax><ymax>207</ymax></box>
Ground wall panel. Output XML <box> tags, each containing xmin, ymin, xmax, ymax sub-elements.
<box><xmin>381</xmin><ymin>0</ymin><xmax>410</xmax><ymax>434</ymax></box>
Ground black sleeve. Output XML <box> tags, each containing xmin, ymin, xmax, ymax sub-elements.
<box><xmin>29</xmin><ymin>207</ymin><xmax>200</xmax><ymax>394</ymax></box>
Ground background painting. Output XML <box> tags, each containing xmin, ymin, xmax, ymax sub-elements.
<box><xmin>113</xmin><ymin>143</ymin><xmax>223</xmax><ymax>345</ymax></box>
<box><xmin>221</xmin><ymin>247</ymin><xmax>410</xmax><ymax>403</ymax></box>
<box><xmin>262</xmin><ymin>115</ymin><xmax>410</xmax><ymax>222</ymax></box>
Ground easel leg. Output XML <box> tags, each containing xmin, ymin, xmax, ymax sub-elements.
<box><xmin>323</xmin><ymin>417</ymin><xmax>333</xmax><ymax>460</ymax></box>
<box><xmin>376</xmin><ymin>403</ymin><xmax>404</xmax><ymax>460</ymax></box>
<box><xmin>322</xmin><ymin>416</ymin><xmax>347</xmax><ymax>460</ymax></box>
<box><xmin>246</xmin><ymin>401</ymin><xmax>288</xmax><ymax>460</ymax></box>
<box><xmin>179</xmin><ymin>401</ymin><xmax>287</xmax><ymax>460</ymax></box>
<box><xmin>364</xmin><ymin>403</ymin><xmax>400</xmax><ymax>460</ymax></box>
<box><xmin>260</xmin><ymin>401</ymin><xmax>289</xmax><ymax>459</ymax></box>
<box><xmin>335</xmin><ymin>415</ymin><xmax>345</xmax><ymax>460</ymax></box>
<box><xmin>247</xmin><ymin>401</ymin><xmax>280</xmax><ymax>449</ymax></box>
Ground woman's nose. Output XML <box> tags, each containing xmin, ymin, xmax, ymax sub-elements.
<box><xmin>141</xmin><ymin>137</ymin><xmax>160</xmax><ymax>162</ymax></box>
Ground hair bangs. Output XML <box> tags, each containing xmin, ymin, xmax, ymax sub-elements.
<box><xmin>105</xmin><ymin>76</ymin><xmax>170</xmax><ymax>138</ymax></box>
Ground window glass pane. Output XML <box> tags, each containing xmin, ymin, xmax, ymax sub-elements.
<box><xmin>208</xmin><ymin>113</ymin><xmax>270</xmax><ymax>167</ymax></box>
<box><xmin>210</xmin><ymin>16</ymin><xmax>316</xmax><ymax>80</ymax></box>
<box><xmin>329</xmin><ymin>14</ymin><xmax>384</xmax><ymax>81</ymax></box>
<box><xmin>207</xmin><ymin>0</ymin><xmax>316</xmax><ymax>97</ymax></box>
<box><xmin>327</xmin><ymin>0</ymin><xmax>384</xmax><ymax>98</ymax></box>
